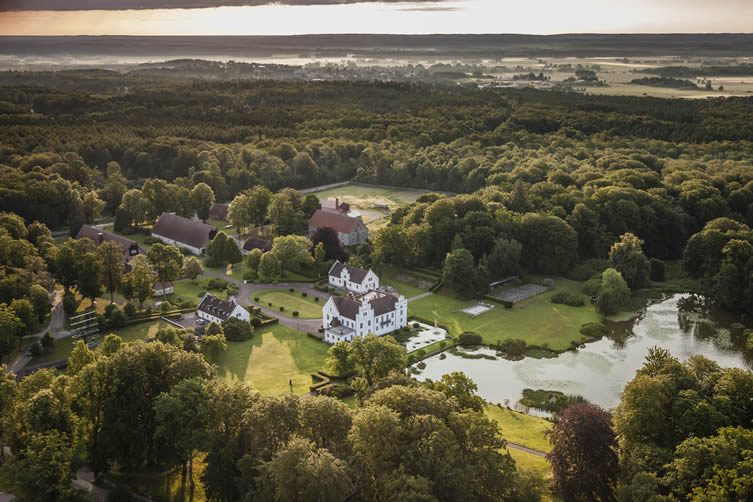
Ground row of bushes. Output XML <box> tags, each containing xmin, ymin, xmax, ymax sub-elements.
<box><xmin>550</xmin><ymin>291</ymin><xmax>586</xmax><ymax>307</ymax></box>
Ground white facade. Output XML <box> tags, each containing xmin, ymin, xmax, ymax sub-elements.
<box><xmin>322</xmin><ymin>291</ymin><xmax>408</xmax><ymax>344</ymax></box>
<box><xmin>153</xmin><ymin>283</ymin><xmax>175</xmax><ymax>297</ymax></box>
<box><xmin>197</xmin><ymin>294</ymin><xmax>250</xmax><ymax>324</ymax></box>
<box><xmin>328</xmin><ymin>261</ymin><xmax>380</xmax><ymax>294</ymax></box>
<box><xmin>152</xmin><ymin>234</ymin><xmax>204</xmax><ymax>255</ymax></box>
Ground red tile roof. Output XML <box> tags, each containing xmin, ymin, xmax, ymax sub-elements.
<box><xmin>308</xmin><ymin>209</ymin><xmax>361</xmax><ymax>234</ymax></box>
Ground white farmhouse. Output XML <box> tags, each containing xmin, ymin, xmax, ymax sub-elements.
<box><xmin>152</xmin><ymin>281</ymin><xmax>175</xmax><ymax>297</ymax></box>
<box><xmin>322</xmin><ymin>290</ymin><xmax>408</xmax><ymax>344</ymax></box>
<box><xmin>328</xmin><ymin>261</ymin><xmax>380</xmax><ymax>294</ymax></box>
<box><xmin>197</xmin><ymin>293</ymin><xmax>250</xmax><ymax>324</ymax></box>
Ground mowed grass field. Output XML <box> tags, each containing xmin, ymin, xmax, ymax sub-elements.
<box><xmin>409</xmin><ymin>278</ymin><xmax>599</xmax><ymax>351</ymax></box>
<box><xmin>214</xmin><ymin>323</ymin><xmax>327</xmax><ymax>395</ymax></box>
<box><xmin>254</xmin><ymin>289</ymin><xmax>322</xmax><ymax>318</ymax></box>
<box><xmin>485</xmin><ymin>405</ymin><xmax>553</xmax><ymax>478</ymax></box>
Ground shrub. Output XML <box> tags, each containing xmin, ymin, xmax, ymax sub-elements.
<box><xmin>279</xmin><ymin>306</ymin><xmax>285</xmax><ymax>312</ymax></box>
<box><xmin>62</xmin><ymin>291</ymin><xmax>79</xmax><ymax>317</ymax></box>
<box><xmin>439</xmin><ymin>353</ymin><xmax>447</xmax><ymax>360</ymax></box>
<box><xmin>107</xmin><ymin>485</ymin><xmax>136</xmax><ymax>502</ymax></box>
<box><xmin>144</xmin><ymin>236</ymin><xmax>161</xmax><ymax>245</ymax></box>
<box><xmin>251</xmin><ymin>317</ymin><xmax>262</xmax><ymax>328</ymax></box>
<box><xmin>551</xmin><ymin>291</ymin><xmax>586</xmax><ymax>307</ymax></box>
<box><xmin>292</xmin><ymin>311</ymin><xmax>299</xmax><ymax>317</ymax></box>
<box><xmin>314</xmin><ymin>297</ymin><xmax>319</xmax><ymax>302</ymax></box>
<box><xmin>582</xmin><ymin>277</ymin><xmax>602</xmax><ymax>297</ymax></box>
<box><xmin>458</xmin><ymin>332</ymin><xmax>483</xmax><ymax>346</ymax></box>
<box><xmin>254</xmin><ymin>296</ymin><xmax>260</xmax><ymax>302</ymax></box>
<box><xmin>41</xmin><ymin>332</ymin><xmax>54</xmax><ymax>349</ymax></box>
<box><xmin>649</xmin><ymin>258</ymin><xmax>665</xmax><ymax>282</ymax></box>
<box><xmin>268</xmin><ymin>302</ymin><xmax>272</xmax><ymax>307</ymax></box>
<box><xmin>500</xmin><ymin>338</ymin><xmax>527</xmax><ymax>357</ymax></box>
<box><xmin>222</xmin><ymin>317</ymin><xmax>253</xmax><ymax>341</ymax></box>
<box><xmin>302</xmin><ymin>292</ymin><xmax>308</xmax><ymax>297</ymax></box>
<box><xmin>319</xmin><ymin>383</ymin><xmax>353</xmax><ymax>398</ymax></box>
<box><xmin>289</xmin><ymin>288</ymin><xmax>295</xmax><ymax>293</ymax></box>
<box><xmin>243</xmin><ymin>271</ymin><xmax>256</xmax><ymax>282</ymax></box>
<box><xmin>123</xmin><ymin>303</ymin><xmax>137</xmax><ymax>317</ymax></box>
<box><xmin>417</xmin><ymin>362</ymin><xmax>427</xmax><ymax>370</ymax></box>
<box><xmin>542</xmin><ymin>278</ymin><xmax>554</xmax><ymax>288</ymax></box>
<box><xmin>207</xmin><ymin>278</ymin><xmax>230</xmax><ymax>291</ymax></box>
<box><xmin>416</xmin><ymin>349</ymin><xmax>427</xmax><ymax>358</ymax></box>
<box><xmin>227</xmin><ymin>284</ymin><xmax>239</xmax><ymax>296</ymax></box>
<box><xmin>567</xmin><ymin>259</ymin><xmax>608</xmax><ymax>281</ymax></box>
<box><xmin>580</xmin><ymin>322</ymin><xmax>608</xmax><ymax>340</ymax></box>
<box><xmin>439</xmin><ymin>340</ymin><xmax>447</xmax><ymax>348</ymax></box>
<box><xmin>160</xmin><ymin>301</ymin><xmax>173</xmax><ymax>312</ymax></box>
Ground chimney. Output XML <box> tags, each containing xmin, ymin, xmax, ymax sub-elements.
<box><xmin>97</xmin><ymin>232</ymin><xmax>104</xmax><ymax>244</ymax></box>
<box><xmin>335</xmin><ymin>197</ymin><xmax>339</xmax><ymax>209</ymax></box>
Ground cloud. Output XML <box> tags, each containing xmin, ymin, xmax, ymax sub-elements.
<box><xmin>0</xmin><ymin>0</ymin><xmax>451</xmax><ymax>11</ymax></box>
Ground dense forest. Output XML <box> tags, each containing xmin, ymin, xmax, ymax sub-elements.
<box><xmin>2</xmin><ymin>70</ymin><xmax>753</xmax><ymax>500</ymax></box>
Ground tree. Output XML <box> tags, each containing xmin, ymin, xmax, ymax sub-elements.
<box><xmin>201</xmin><ymin>333</ymin><xmax>227</xmax><ymax>361</ymax></box>
<box><xmin>14</xmin><ymin>431</ymin><xmax>75</xmax><ymax>502</ymax></box>
<box><xmin>28</xmin><ymin>284</ymin><xmax>51</xmax><ymax>324</ymax></box>
<box><xmin>182</xmin><ymin>256</ymin><xmax>204</xmax><ymax>281</ymax></box>
<box><xmin>442</xmin><ymin>248</ymin><xmax>478</xmax><ymax>298</ymax></box>
<box><xmin>246</xmin><ymin>248</ymin><xmax>263</xmax><ymax>278</ymax></box>
<box><xmin>100</xmin><ymin>334</ymin><xmax>123</xmax><ymax>356</ymax></box>
<box><xmin>486</xmin><ymin>238</ymin><xmax>522</xmax><ymax>278</ymax></box>
<box><xmin>257</xmin><ymin>436</ymin><xmax>353</xmax><ymax>502</ymax></box>
<box><xmin>271</xmin><ymin>235</ymin><xmax>314</xmax><ymax>276</ymax></box>
<box><xmin>77</xmin><ymin>252</ymin><xmax>104</xmax><ymax>305</ymax></box>
<box><xmin>258</xmin><ymin>252</ymin><xmax>281</xmax><ymax>283</ymax></box>
<box><xmin>302</xmin><ymin>194</ymin><xmax>321</xmax><ymax>219</ymax></box>
<box><xmin>0</xmin><ymin>304</ymin><xmax>23</xmax><ymax>359</ymax></box>
<box><xmin>548</xmin><ymin>403</ymin><xmax>619</xmax><ymax>502</ymax></box>
<box><xmin>428</xmin><ymin>372</ymin><xmax>485</xmax><ymax>412</ymax></box>
<box><xmin>191</xmin><ymin>183</ymin><xmax>216</xmax><ymax>222</ymax></box>
<box><xmin>516</xmin><ymin>213</ymin><xmax>578</xmax><ymax>275</ymax></box>
<box><xmin>269</xmin><ymin>192</ymin><xmax>304</xmax><ymax>236</ymax></box>
<box><xmin>122</xmin><ymin>255</ymin><xmax>154</xmax><ymax>308</ymax></box>
<box><xmin>227</xmin><ymin>193</ymin><xmax>253</xmax><ymax>238</ymax></box>
<box><xmin>206</xmin><ymin>231</ymin><xmax>229</xmax><ymax>267</ymax></box>
<box><xmin>156</xmin><ymin>327</ymin><xmax>184</xmax><ymax>347</ymax></box>
<box><xmin>595</xmin><ymin>268</ymin><xmax>630</xmax><ymax>315</ymax></box>
<box><xmin>222</xmin><ymin>317</ymin><xmax>253</xmax><ymax>342</ymax></box>
<box><xmin>97</xmin><ymin>241</ymin><xmax>124</xmax><ymax>302</ymax></box>
<box><xmin>223</xmin><ymin>238</ymin><xmax>243</xmax><ymax>265</ymax></box>
<box><xmin>372</xmin><ymin>225</ymin><xmax>409</xmax><ymax>266</ymax></box>
<box><xmin>509</xmin><ymin>179</ymin><xmax>533</xmax><ymax>213</ymax></box>
<box><xmin>325</xmin><ymin>342</ymin><xmax>356</xmax><ymax>376</ymax></box>
<box><xmin>247</xmin><ymin>185</ymin><xmax>273</xmax><ymax>229</ymax></box>
<box><xmin>11</xmin><ymin>298</ymin><xmax>39</xmax><ymax>336</ymax></box>
<box><xmin>68</xmin><ymin>339</ymin><xmax>96</xmax><ymax>374</ymax></box>
<box><xmin>608</xmin><ymin>233</ymin><xmax>650</xmax><ymax>289</ymax></box>
<box><xmin>154</xmin><ymin>378</ymin><xmax>211</xmax><ymax>491</ymax></box>
<box><xmin>347</xmin><ymin>334</ymin><xmax>406</xmax><ymax>387</ymax></box>
<box><xmin>120</xmin><ymin>189</ymin><xmax>153</xmax><ymax>227</ymax></box>
<box><xmin>311</xmin><ymin>227</ymin><xmax>348</xmax><ymax>263</ymax></box>
<box><xmin>81</xmin><ymin>191</ymin><xmax>106</xmax><ymax>224</ymax></box>
<box><xmin>147</xmin><ymin>244</ymin><xmax>184</xmax><ymax>301</ymax></box>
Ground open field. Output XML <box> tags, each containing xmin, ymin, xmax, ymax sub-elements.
<box><xmin>378</xmin><ymin>265</ymin><xmax>435</xmax><ymax>298</ymax></box>
<box><xmin>409</xmin><ymin>278</ymin><xmax>598</xmax><ymax>351</ymax></box>
<box><xmin>310</xmin><ymin>183</ymin><xmax>434</xmax><ymax>229</ymax></box>
<box><xmin>508</xmin><ymin>449</ymin><xmax>551</xmax><ymax>477</ymax></box>
<box><xmin>254</xmin><ymin>289</ymin><xmax>322</xmax><ymax>319</ymax></box>
<box><xmin>485</xmin><ymin>405</ymin><xmax>552</xmax><ymax>453</ymax></box>
<box><xmin>214</xmin><ymin>324</ymin><xmax>327</xmax><ymax>395</ymax></box>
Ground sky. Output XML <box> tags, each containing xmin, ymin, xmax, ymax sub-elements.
<box><xmin>0</xmin><ymin>0</ymin><xmax>752</xmax><ymax>36</ymax></box>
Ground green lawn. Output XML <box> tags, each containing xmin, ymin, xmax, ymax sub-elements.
<box><xmin>508</xmin><ymin>448</ymin><xmax>551</xmax><ymax>477</ymax></box>
<box><xmin>485</xmin><ymin>405</ymin><xmax>553</xmax><ymax>453</ymax></box>
<box><xmin>254</xmin><ymin>289</ymin><xmax>322</xmax><ymax>318</ymax></box>
<box><xmin>310</xmin><ymin>183</ymin><xmax>430</xmax><ymax>209</ymax></box>
<box><xmin>378</xmin><ymin>265</ymin><xmax>431</xmax><ymax>298</ymax></box>
<box><xmin>214</xmin><ymin>324</ymin><xmax>327</xmax><ymax>395</ymax></box>
<box><xmin>409</xmin><ymin>278</ymin><xmax>599</xmax><ymax>351</ymax></box>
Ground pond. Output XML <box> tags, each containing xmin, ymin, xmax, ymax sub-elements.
<box><xmin>413</xmin><ymin>294</ymin><xmax>752</xmax><ymax>413</ymax></box>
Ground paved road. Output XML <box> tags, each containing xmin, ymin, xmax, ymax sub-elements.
<box><xmin>507</xmin><ymin>442</ymin><xmax>547</xmax><ymax>458</ymax></box>
<box><xmin>9</xmin><ymin>289</ymin><xmax>69</xmax><ymax>374</ymax></box>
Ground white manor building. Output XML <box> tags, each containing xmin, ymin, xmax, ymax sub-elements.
<box><xmin>328</xmin><ymin>261</ymin><xmax>380</xmax><ymax>294</ymax></box>
<box><xmin>323</xmin><ymin>289</ymin><xmax>408</xmax><ymax>344</ymax></box>
<box><xmin>197</xmin><ymin>293</ymin><xmax>250</xmax><ymax>324</ymax></box>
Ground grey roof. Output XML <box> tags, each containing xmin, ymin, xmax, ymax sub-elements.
<box><xmin>331</xmin><ymin>296</ymin><xmax>360</xmax><ymax>320</ymax></box>
<box><xmin>329</xmin><ymin>260</ymin><xmax>369</xmax><ymax>284</ymax></box>
<box><xmin>197</xmin><ymin>294</ymin><xmax>238</xmax><ymax>321</ymax></box>
<box><xmin>76</xmin><ymin>225</ymin><xmax>143</xmax><ymax>261</ymax></box>
<box><xmin>152</xmin><ymin>212</ymin><xmax>216</xmax><ymax>250</ymax></box>
<box><xmin>243</xmin><ymin>236</ymin><xmax>273</xmax><ymax>253</ymax></box>
<box><xmin>369</xmin><ymin>293</ymin><xmax>399</xmax><ymax>316</ymax></box>
<box><xmin>210</xmin><ymin>202</ymin><xmax>229</xmax><ymax>220</ymax></box>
